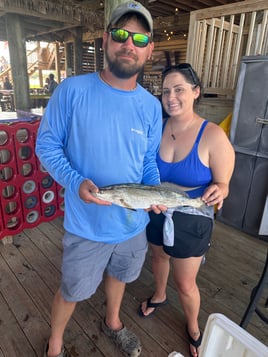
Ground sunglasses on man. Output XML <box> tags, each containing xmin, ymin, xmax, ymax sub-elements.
<box><xmin>109</xmin><ymin>28</ymin><xmax>151</xmax><ymax>48</ymax></box>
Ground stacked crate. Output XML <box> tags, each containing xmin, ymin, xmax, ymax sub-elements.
<box><xmin>0</xmin><ymin>118</ymin><xmax>64</xmax><ymax>239</ymax></box>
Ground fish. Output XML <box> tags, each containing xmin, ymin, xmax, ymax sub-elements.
<box><xmin>92</xmin><ymin>183</ymin><xmax>205</xmax><ymax>210</ymax></box>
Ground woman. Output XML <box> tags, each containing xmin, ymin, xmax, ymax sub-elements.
<box><xmin>139</xmin><ymin>64</ymin><xmax>235</xmax><ymax>357</ymax></box>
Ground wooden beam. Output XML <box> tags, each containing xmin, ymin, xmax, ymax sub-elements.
<box><xmin>194</xmin><ymin>0</ymin><xmax>268</xmax><ymax>19</ymax></box>
<box><xmin>83</xmin><ymin>30</ymin><xmax>104</xmax><ymax>42</ymax></box>
<box><xmin>0</xmin><ymin>0</ymin><xmax>102</xmax><ymax>28</ymax></box>
<box><xmin>26</xmin><ymin>24</ymin><xmax>80</xmax><ymax>40</ymax></box>
<box><xmin>153</xmin><ymin>13</ymin><xmax>190</xmax><ymax>31</ymax></box>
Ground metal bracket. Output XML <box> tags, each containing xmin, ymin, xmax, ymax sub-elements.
<box><xmin>256</xmin><ymin>117</ymin><xmax>268</xmax><ymax>124</ymax></box>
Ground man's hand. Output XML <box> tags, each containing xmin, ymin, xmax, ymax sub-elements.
<box><xmin>79</xmin><ymin>179</ymin><xmax>111</xmax><ymax>206</ymax></box>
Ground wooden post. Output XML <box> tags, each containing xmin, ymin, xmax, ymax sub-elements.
<box><xmin>37</xmin><ymin>42</ymin><xmax>43</xmax><ymax>87</ymax></box>
<box><xmin>5</xmin><ymin>14</ymin><xmax>30</xmax><ymax>111</ymax></box>
<box><xmin>38</xmin><ymin>69</ymin><xmax>43</xmax><ymax>88</ymax></box>
<box><xmin>95</xmin><ymin>38</ymin><xmax>103</xmax><ymax>72</ymax></box>
<box><xmin>73</xmin><ymin>27</ymin><xmax>83</xmax><ymax>75</ymax></box>
<box><xmin>55</xmin><ymin>42</ymin><xmax>61</xmax><ymax>84</ymax></box>
<box><xmin>65</xmin><ymin>42</ymin><xmax>73</xmax><ymax>77</ymax></box>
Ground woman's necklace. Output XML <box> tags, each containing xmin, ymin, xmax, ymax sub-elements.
<box><xmin>169</xmin><ymin>117</ymin><xmax>195</xmax><ymax>141</ymax></box>
<box><xmin>169</xmin><ymin>120</ymin><xmax>177</xmax><ymax>141</ymax></box>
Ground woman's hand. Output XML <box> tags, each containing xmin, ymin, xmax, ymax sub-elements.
<box><xmin>146</xmin><ymin>204</ymin><xmax>168</xmax><ymax>214</ymax></box>
<box><xmin>202</xmin><ymin>183</ymin><xmax>226</xmax><ymax>210</ymax></box>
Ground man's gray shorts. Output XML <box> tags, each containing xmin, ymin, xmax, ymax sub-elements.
<box><xmin>60</xmin><ymin>230</ymin><xmax>148</xmax><ymax>302</ymax></box>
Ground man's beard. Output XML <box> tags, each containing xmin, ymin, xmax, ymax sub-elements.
<box><xmin>105</xmin><ymin>48</ymin><xmax>144</xmax><ymax>79</ymax></box>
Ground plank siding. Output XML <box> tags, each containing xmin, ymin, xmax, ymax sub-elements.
<box><xmin>187</xmin><ymin>0</ymin><xmax>268</xmax><ymax>97</ymax></box>
<box><xmin>0</xmin><ymin>217</ymin><xmax>267</xmax><ymax>357</ymax></box>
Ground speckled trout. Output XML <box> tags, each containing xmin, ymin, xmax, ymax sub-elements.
<box><xmin>93</xmin><ymin>183</ymin><xmax>204</xmax><ymax>210</ymax></box>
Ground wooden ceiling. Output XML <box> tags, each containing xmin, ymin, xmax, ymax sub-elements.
<box><xmin>76</xmin><ymin>0</ymin><xmax>243</xmax><ymax>17</ymax></box>
<box><xmin>0</xmin><ymin>0</ymin><xmax>243</xmax><ymax>42</ymax></box>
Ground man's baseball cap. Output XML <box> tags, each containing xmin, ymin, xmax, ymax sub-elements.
<box><xmin>108</xmin><ymin>1</ymin><xmax>153</xmax><ymax>33</ymax></box>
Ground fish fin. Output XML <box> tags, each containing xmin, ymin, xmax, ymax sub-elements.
<box><xmin>119</xmin><ymin>199</ymin><xmax>137</xmax><ymax>211</ymax></box>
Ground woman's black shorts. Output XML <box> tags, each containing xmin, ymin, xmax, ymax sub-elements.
<box><xmin>146</xmin><ymin>211</ymin><xmax>213</xmax><ymax>258</ymax></box>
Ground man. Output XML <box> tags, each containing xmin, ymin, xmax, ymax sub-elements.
<box><xmin>47</xmin><ymin>73</ymin><xmax>58</xmax><ymax>95</ymax></box>
<box><xmin>36</xmin><ymin>2</ymin><xmax>163</xmax><ymax>357</ymax></box>
<box><xmin>3</xmin><ymin>76</ymin><xmax>12</xmax><ymax>90</ymax></box>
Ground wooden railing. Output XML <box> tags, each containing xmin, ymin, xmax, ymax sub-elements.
<box><xmin>186</xmin><ymin>0</ymin><xmax>268</xmax><ymax>98</ymax></box>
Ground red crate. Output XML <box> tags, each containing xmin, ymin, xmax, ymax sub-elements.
<box><xmin>0</xmin><ymin>119</ymin><xmax>64</xmax><ymax>240</ymax></box>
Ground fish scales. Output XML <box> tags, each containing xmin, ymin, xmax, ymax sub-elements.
<box><xmin>93</xmin><ymin>183</ymin><xmax>204</xmax><ymax>210</ymax></box>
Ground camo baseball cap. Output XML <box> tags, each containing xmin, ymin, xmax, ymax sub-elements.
<box><xmin>108</xmin><ymin>1</ymin><xmax>153</xmax><ymax>33</ymax></box>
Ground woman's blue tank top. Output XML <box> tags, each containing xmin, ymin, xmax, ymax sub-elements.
<box><xmin>157</xmin><ymin>120</ymin><xmax>212</xmax><ymax>198</ymax></box>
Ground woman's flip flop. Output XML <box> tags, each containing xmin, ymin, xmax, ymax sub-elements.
<box><xmin>185</xmin><ymin>325</ymin><xmax>203</xmax><ymax>357</ymax></box>
<box><xmin>138</xmin><ymin>296</ymin><xmax>168</xmax><ymax>317</ymax></box>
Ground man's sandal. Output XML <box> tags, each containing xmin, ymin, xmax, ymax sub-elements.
<box><xmin>138</xmin><ymin>296</ymin><xmax>168</xmax><ymax>317</ymax></box>
<box><xmin>185</xmin><ymin>326</ymin><xmax>203</xmax><ymax>357</ymax></box>
<box><xmin>101</xmin><ymin>319</ymin><xmax>142</xmax><ymax>357</ymax></box>
<box><xmin>43</xmin><ymin>340</ymin><xmax>71</xmax><ymax>357</ymax></box>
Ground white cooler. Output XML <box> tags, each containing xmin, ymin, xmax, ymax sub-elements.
<box><xmin>169</xmin><ymin>313</ymin><xmax>268</xmax><ymax>357</ymax></box>
<box><xmin>199</xmin><ymin>313</ymin><xmax>268</xmax><ymax>357</ymax></box>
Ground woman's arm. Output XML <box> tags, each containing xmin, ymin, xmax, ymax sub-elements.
<box><xmin>202</xmin><ymin>123</ymin><xmax>235</xmax><ymax>210</ymax></box>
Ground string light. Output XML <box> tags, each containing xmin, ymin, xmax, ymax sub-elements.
<box><xmin>164</xmin><ymin>29</ymin><xmax>174</xmax><ymax>41</ymax></box>
<box><xmin>160</xmin><ymin>29</ymin><xmax>188</xmax><ymax>41</ymax></box>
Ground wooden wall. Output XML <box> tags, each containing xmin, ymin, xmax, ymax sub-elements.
<box><xmin>187</xmin><ymin>0</ymin><xmax>268</xmax><ymax>98</ymax></box>
<box><xmin>142</xmin><ymin>38</ymin><xmax>188</xmax><ymax>96</ymax></box>
<box><xmin>196</xmin><ymin>98</ymin><xmax>234</xmax><ymax>124</ymax></box>
<box><xmin>142</xmin><ymin>37</ymin><xmax>234</xmax><ymax>124</ymax></box>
